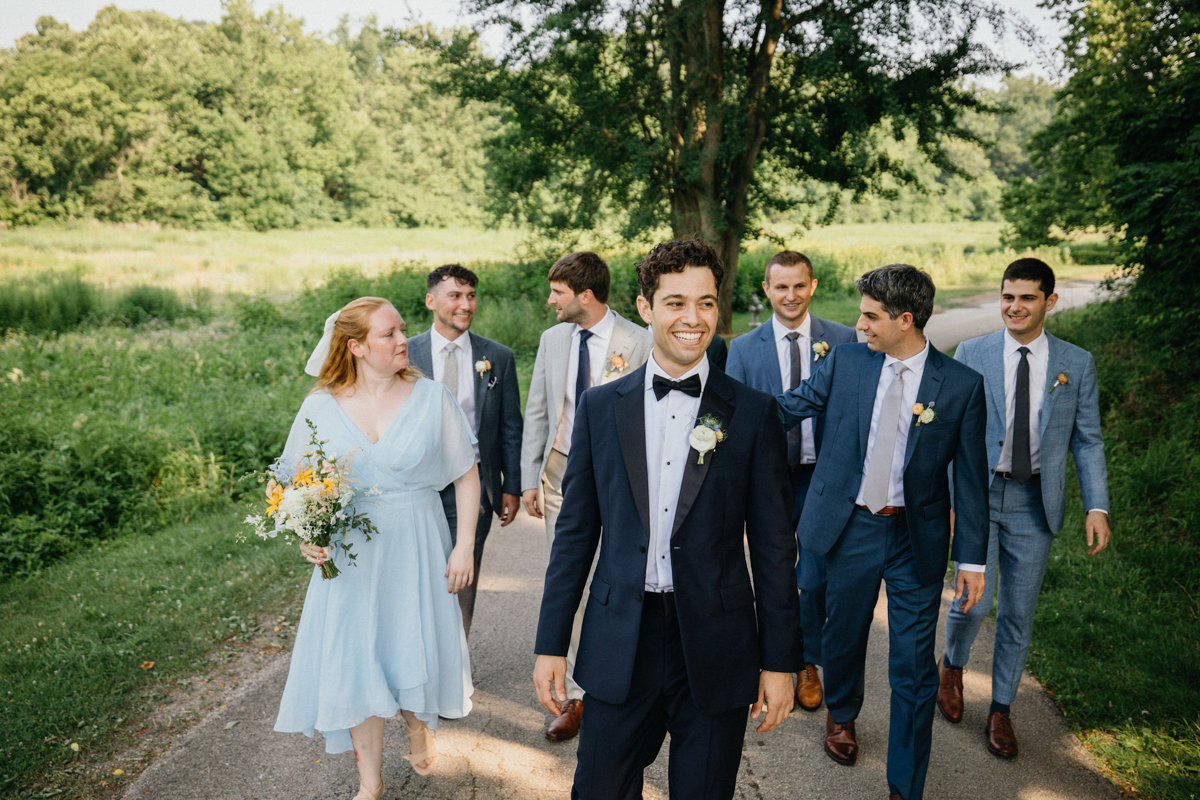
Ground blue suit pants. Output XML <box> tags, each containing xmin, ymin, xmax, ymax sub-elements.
<box><xmin>824</xmin><ymin>508</ymin><xmax>943</xmax><ymax>800</ymax></box>
<box><xmin>791</xmin><ymin>466</ymin><xmax>826</xmax><ymax>666</ymax></box>
<box><xmin>944</xmin><ymin>476</ymin><xmax>1054</xmax><ymax>706</ymax></box>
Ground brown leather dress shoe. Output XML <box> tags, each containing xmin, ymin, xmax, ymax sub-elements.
<box><xmin>937</xmin><ymin>659</ymin><xmax>964</xmax><ymax>723</ymax></box>
<box><xmin>824</xmin><ymin>711</ymin><xmax>858</xmax><ymax>766</ymax></box>
<box><xmin>546</xmin><ymin>698</ymin><xmax>583</xmax><ymax>741</ymax></box>
<box><xmin>986</xmin><ymin>711</ymin><xmax>1018</xmax><ymax>758</ymax></box>
<box><xmin>796</xmin><ymin>663</ymin><xmax>824</xmax><ymax>711</ymax></box>
<box><xmin>890</xmin><ymin>794</ymin><xmax>904</xmax><ymax>800</ymax></box>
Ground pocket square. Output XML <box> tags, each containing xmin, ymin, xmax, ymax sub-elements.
<box><xmin>488</xmin><ymin>376</ymin><xmax>498</xmax><ymax>390</ymax></box>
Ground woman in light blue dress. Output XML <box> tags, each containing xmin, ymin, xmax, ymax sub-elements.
<box><xmin>274</xmin><ymin>296</ymin><xmax>479</xmax><ymax>800</ymax></box>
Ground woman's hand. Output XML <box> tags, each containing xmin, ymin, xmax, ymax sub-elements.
<box><xmin>445</xmin><ymin>544</ymin><xmax>474</xmax><ymax>594</ymax></box>
<box><xmin>300</xmin><ymin>542</ymin><xmax>332</xmax><ymax>565</ymax></box>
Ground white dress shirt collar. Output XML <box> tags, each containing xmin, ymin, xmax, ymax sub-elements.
<box><xmin>771</xmin><ymin>312</ymin><xmax>811</xmax><ymax>343</ymax></box>
<box><xmin>429</xmin><ymin>325</ymin><xmax>470</xmax><ymax>356</ymax></box>
<box><xmin>644</xmin><ymin>350</ymin><xmax>711</xmax><ymax>393</ymax></box>
<box><xmin>883</xmin><ymin>336</ymin><xmax>931</xmax><ymax>375</ymax></box>
<box><xmin>580</xmin><ymin>307</ymin><xmax>617</xmax><ymax>342</ymax></box>
<box><xmin>1002</xmin><ymin>327</ymin><xmax>1048</xmax><ymax>359</ymax></box>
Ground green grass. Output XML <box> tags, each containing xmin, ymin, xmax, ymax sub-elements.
<box><xmin>1025</xmin><ymin>304</ymin><xmax>1200</xmax><ymax>800</ymax></box>
<box><xmin>0</xmin><ymin>506</ymin><xmax>311</xmax><ymax>797</ymax></box>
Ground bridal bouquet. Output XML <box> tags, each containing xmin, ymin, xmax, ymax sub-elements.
<box><xmin>244</xmin><ymin>420</ymin><xmax>379</xmax><ymax>579</ymax></box>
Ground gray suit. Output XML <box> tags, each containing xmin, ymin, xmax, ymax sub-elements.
<box><xmin>410</xmin><ymin>330</ymin><xmax>523</xmax><ymax>636</ymax></box>
<box><xmin>944</xmin><ymin>329</ymin><xmax>1108</xmax><ymax>706</ymax></box>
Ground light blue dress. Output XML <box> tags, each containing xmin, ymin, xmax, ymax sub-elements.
<box><xmin>273</xmin><ymin>378</ymin><xmax>476</xmax><ymax>754</ymax></box>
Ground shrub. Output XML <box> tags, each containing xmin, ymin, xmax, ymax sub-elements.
<box><xmin>0</xmin><ymin>273</ymin><xmax>102</xmax><ymax>334</ymax></box>
<box><xmin>112</xmin><ymin>286</ymin><xmax>185</xmax><ymax>326</ymax></box>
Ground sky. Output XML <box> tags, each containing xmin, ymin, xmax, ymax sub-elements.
<box><xmin>0</xmin><ymin>0</ymin><xmax>1064</xmax><ymax>81</ymax></box>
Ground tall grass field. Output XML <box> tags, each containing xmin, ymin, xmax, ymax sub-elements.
<box><xmin>1</xmin><ymin>221</ymin><xmax>1152</xmax><ymax>798</ymax></box>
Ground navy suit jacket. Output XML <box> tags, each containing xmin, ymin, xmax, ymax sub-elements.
<box><xmin>777</xmin><ymin>343</ymin><xmax>990</xmax><ymax>585</ymax></box>
<box><xmin>534</xmin><ymin>363</ymin><xmax>802</xmax><ymax>714</ymax></box>
<box><xmin>726</xmin><ymin>315</ymin><xmax>857</xmax><ymax>453</ymax></box>
<box><xmin>409</xmin><ymin>330</ymin><xmax>523</xmax><ymax>504</ymax></box>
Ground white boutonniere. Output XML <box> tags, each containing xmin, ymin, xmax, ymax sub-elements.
<box><xmin>689</xmin><ymin>414</ymin><xmax>726</xmax><ymax>465</ymax></box>
<box><xmin>812</xmin><ymin>341</ymin><xmax>830</xmax><ymax>361</ymax></box>
<box><xmin>1048</xmin><ymin>371</ymin><xmax>1070</xmax><ymax>393</ymax></box>
<box><xmin>604</xmin><ymin>354</ymin><xmax>628</xmax><ymax>378</ymax></box>
<box><xmin>474</xmin><ymin>359</ymin><xmax>491</xmax><ymax>376</ymax></box>
<box><xmin>912</xmin><ymin>401</ymin><xmax>937</xmax><ymax>426</ymax></box>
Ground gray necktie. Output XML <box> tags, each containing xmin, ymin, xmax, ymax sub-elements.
<box><xmin>786</xmin><ymin>331</ymin><xmax>803</xmax><ymax>468</ymax></box>
<box><xmin>1012</xmin><ymin>346</ymin><xmax>1033</xmax><ymax>484</ymax></box>
<box><xmin>443</xmin><ymin>342</ymin><xmax>459</xmax><ymax>399</ymax></box>
<box><xmin>862</xmin><ymin>362</ymin><xmax>909</xmax><ymax>513</ymax></box>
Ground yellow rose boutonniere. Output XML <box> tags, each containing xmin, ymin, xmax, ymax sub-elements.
<box><xmin>812</xmin><ymin>341</ymin><xmax>830</xmax><ymax>361</ymax></box>
<box><xmin>1049</xmin><ymin>371</ymin><xmax>1070</xmax><ymax>393</ymax></box>
<box><xmin>913</xmin><ymin>401</ymin><xmax>937</xmax><ymax>426</ymax></box>
<box><xmin>474</xmin><ymin>359</ymin><xmax>492</xmax><ymax>376</ymax></box>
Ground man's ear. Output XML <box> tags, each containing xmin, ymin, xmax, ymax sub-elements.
<box><xmin>578</xmin><ymin>288</ymin><xmax>596</xmax><ymax>306</ymax></box>
<box><xmin>899</xmin><ymin>311</ymin><xmax>915</xmax><ymax>332</ymax></box>
<box><xmin>1045</xmin><ymin>292</ymin><xmax>1059</xmax><ymax>313</ymax></box>
<box><xmin>636</xmin><ymin>295</ymin><xmax>653</xmax><ymax>326</ymax></box>
<box><xmin>424</xmin><ymin>293</ymin><xmax>436</xmax><ymax>312</ymax></box>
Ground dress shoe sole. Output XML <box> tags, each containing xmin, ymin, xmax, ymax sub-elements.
<box><xmin>545</xmin><ymin>731</ymin><xmax>579</xmax><ymax>742</ymax></box>
<box><xmin>823</xmin><ymin>746</ymin><xmax>857</xmax><ymax>767</ymax></box>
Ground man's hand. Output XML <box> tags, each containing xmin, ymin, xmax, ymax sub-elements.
<box><xmin>533</xmin><ymin>655</ymin><xmax>568</xmax><ymax>716</ymax></box>
<box><xmin>955</xmin><ymin>569</ymin><xmax>985</xmax><ymax>613</ymax></box>
<box><xmin>751</xmin><ymin>671</ymin><xmax>794</xmax><ymax>733</ymax></box>
<box><xmin>522</xmin><ymin>489</ymin><xmax>544</xmax><ymax>520</ymax></box>
<box><xmin>499</xmin><ymin>493</ymin><xmax>521</xmax><ymax>527</ymax></box>
<box><xmin>1086</xmin><ymin>510</ymin><xmax>1111</xmax><ymax>555</ymax></box>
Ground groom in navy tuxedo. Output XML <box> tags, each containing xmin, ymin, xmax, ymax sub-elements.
<box><xmin>534</xmin><ymin>239</ymin><xmax>801</xmax><ymax>800</ymax></box>
<box><xmin>777</xmin><ymin>264</ymin><xmax>990</xmax><ymax>800</ymax></box>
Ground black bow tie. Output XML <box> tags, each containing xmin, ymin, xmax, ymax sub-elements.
<box><xmin>652</xmin><ymin>374</ymin><xmax>702</xmax><ymax>401</ymax></box>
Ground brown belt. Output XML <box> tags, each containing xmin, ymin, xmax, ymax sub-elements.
<box><xmin>856</xmin><ymin>504</ymin><xmax>906</xmax><ymax>516</ymax></box>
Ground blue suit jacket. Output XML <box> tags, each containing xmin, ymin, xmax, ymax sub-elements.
<box><xmin>777</xmin><ymin>343</ymin><xmax>990</xmax><ymax>585</ymax></box>
<box><xmin>534</xmin><ymin>364</ymin><xmax>802</xmax><ymax>714</ymax></box>
<box><xmin>726</xmin><ymin>315</ymin><xmax>857</xmax><ymax>452</ymax></box>
<box><xmin>954</xmin><ymin>330</ymin><xmax>1108</xmax><ymax>532</ymax></box>
<box><xmin>409</xmin><ymin>330</ymin><xmax>523</xmax><ymax>505</ymax></box>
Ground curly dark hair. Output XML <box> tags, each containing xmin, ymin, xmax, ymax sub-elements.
<box><xmin>426</xmin><ymin>264</ymin><xmax>478</xmax><ymax>291</ymax></box>
<box><xmin>637</xmin><ymin>239</ymin><xmax>725</xmax><ymax>305</ymax></box>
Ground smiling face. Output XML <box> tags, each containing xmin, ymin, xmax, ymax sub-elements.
<box><xmin>763</xmin><ymin>262</ymin><xmax>818</xmax><ymax>328</ymax></box>
<box><xmin>1001</xmin><ymin>278</ymin><xmax>1057</xmax><ymax>343</ymax></box>
<box><xmin>856</xmin><ymin>294</ymin><xmax>910</xmax><ymax>356</ymax></box>
<box><xmin>636</xmin><ymin>266</ymin><xmax>718</xmax><ymax>377</ymax></box>
<box><xmin>348</xmin><ymin>304</ymin><xmax>409</xmax><ymax>375</ymax></box>
<box><xmin>548</xmin><ymin>280</ymin><xmax>589</xmax><ymax>324</ymax></box>
<box><xmin>426</xmin><ymin>277</ymin><xmax>476</xmax><ymax>337</ymax></box>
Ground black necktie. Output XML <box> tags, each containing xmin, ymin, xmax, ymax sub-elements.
<box><xmin>786</xmin><ymin>331</ymin><xmax>803</xmax><ymax>468</ymax></box>
<box><xmin>575</xmin><ymin>329</ymin><xmax>594</xmax><ymax>409</ymax></box>
<box><xmin>652</xmin><ymin>374</ymin><xmax>702</xmax><ymax>401</ymax></box>
<box><xmin>1012</xmin><ymin>346</ymin><xmax>1033</xmax><ymax>484</ymax></box>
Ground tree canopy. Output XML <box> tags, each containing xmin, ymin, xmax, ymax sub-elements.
<box><xmin>0</xmin><ymin>2</ymin><xmax>498</xmax><ymax>229</ymax></box>
<box><xmin>447</xmin><ymin>0</ymin><xmax>1018</xmax><ymax>329</ymax></box>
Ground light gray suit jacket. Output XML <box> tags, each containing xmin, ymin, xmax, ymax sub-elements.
<box><xmin>520</xmin><ymin>311</ymin><xmax>652</xmax><ymax>492</ymax></box>
<box><xmin>955</xmin><ymin>329</ymin><xmax>1109</xmax><ymax>533</ymax></box>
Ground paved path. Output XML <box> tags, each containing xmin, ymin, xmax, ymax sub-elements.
<box><xmin>125</xmin><ymin>511</ymin><xmax>1117</xmax><ymax>800</ymax></box>
<box><xmin>125</xmin><ymin>285</ymin><xmax>1119</xmax><ymax>799</ymax></box>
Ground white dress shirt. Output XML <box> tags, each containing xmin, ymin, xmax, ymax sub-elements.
<box><xmin>856</xmin><ymin>340</ymin><xmax>930</xmax><ymax>508</ymax></box>
<box><xmin>429</xmin><ymin>326</ymin><xmax>480</xmax><ymax>461</ymax></box>
<box><xmin>553</xmin><ymin>308</ymin><xmax>617</xmax><ymax>455</ymax></box>
<box><xmin>643</xmin><ymin>353</ymin><xmax>710</xmax><ymax>592</ymax></box>
<box><xmin>772</xmin><ymin>314</ymin><xmax>817</xmax><ymax>464</ymax></box>
<box><xmin>996</xmin><ymin>329</ymin><xmax>1048</xmax><ymax>473</ymax></box>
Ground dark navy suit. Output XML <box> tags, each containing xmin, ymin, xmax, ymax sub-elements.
<box><xmin>777</xmin><ymin>342</ymin><xmax>988</xmax><ymax>800</ymax></box>
<box><xmin>726</xmin><ymin>315</ymin><xmax>856</xmax><ymax>666</ymax></box>
<box><xmin>536</xmin><ymin>362</ymin><xmax>801</xmax><ymax>799</ymax></box>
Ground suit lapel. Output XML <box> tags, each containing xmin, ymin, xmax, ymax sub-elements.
<box><xmin>1041</xmin><ymin>333</ymin><xmax>1066</xmax><ymax>438</ymax></box>
<box><xmin>602</xmin><ymin>322</ymin><xmax>629</xmax><ymax>385</ymax></box>
<box><xmin>615</xmin><ymin>369</ymin><xmax>652</xmax><ymax>540</ymax></box>
<box><xmin>983</xmin><ymin>333</ymin><xmax>1005</xmax><ymax>427</ymax></box>
<box><xmin>904</xmin><ymin>346</ymin><xmax>945</xmax><ymax>470</ymax></box>
<box><xmin>672</xmin><ymin>369</ymin><xmax>736</xmax><ymax>539</ymax></box>
<box><xmin>858</xmin><ymin>350</ymin><xmax>885</xmax><ymax>456</ymax></box>
<box><xmin>470</xmin><ymin>332</ymin><xmax>489</xmax><ymax>431</ymax></box>
<box><xmin>755</xmin><ymin>323</ymin><xmax>783</xmax><ymax>394</ymax></box>
<box><xmin>411</xmin><ymin>333</ymin><xmax>433</xmax><ymax>377</ymax></box>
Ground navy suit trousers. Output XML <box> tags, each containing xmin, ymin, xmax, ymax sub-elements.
<box><xmin>824</xmin><ymin>508</ymin><xmax>943</xmax><ymax>800</ymax></box>
<box><xmin>790</xmin><ymin>466</ymin><xmax>826</xmax><ymax>667</ymax></box>
<box><xmin>440</xmin><ymin>472</ymin><xmax>493</xmax><ymax>638</ymax></box>
<box><xmin>571</xmin><ymin>595</ymin><xmax>747</xmax><ymax>800</ymax></box>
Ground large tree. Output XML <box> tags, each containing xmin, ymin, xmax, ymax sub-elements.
<box><xmin>447</xmin><ymin>0</ymin><xmax>1014</xmax><ymax>329</ymax></box>
<box><xmin>1002</xmin><ymin>0</ymin><xmax>1199</xmax><ymax>351</ymax></box>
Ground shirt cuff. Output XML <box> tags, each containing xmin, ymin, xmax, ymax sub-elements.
<box><xmin>956</xmin><ymin>562</ymin><xmax>986</xmax><ymax>573</ymax></box>
<box><xmin>1087</xmin><ymin>509</ymin><xmax>1108</xmax><ymax>515</ymax></box>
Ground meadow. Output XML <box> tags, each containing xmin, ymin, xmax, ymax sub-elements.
<box><xmin>0</xmin><ymin>221</ymin><xmax>1129</xmax><ymax>797</ymax></box>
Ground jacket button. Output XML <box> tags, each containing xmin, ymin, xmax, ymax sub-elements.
<box><xmin>998</xmin><ymin>440</ymin><xmax>1004</xmax><ymax>446</ymax></box>
<box><xmin>635</xmin><ymin>592</ymin><xmax>643</xmax><ymax>602</ymax></box>
<box><xmin>639</xmin><ymin>545</ymin><xmax>646</xmax><ymax>553</ymax></box>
